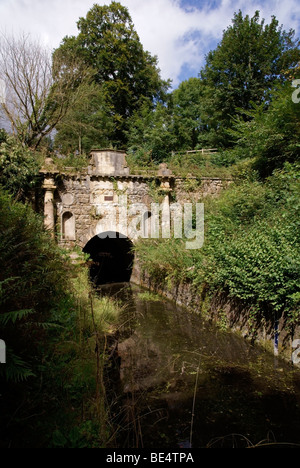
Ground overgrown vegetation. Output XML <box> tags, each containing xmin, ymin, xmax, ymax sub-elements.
<box><xmin>0</xmin><ymin>1</ymin><xmax>299</xmax><ymax>447</ymax></box>
<box><xmin>0</xmin><ymin>129</ymin><xmax>42</xmax><ymax>199</ymax></box>
<box><xmin>129</xmin><ymin>9</ymin><xmax>300</xmax><ymax>334</ymax></box>
<box><xmin>135</xmin><ymin>162</ymin><xmax>300</xmax><ymax>332</ymax></box>
<box><xmin>0</xmin><ymin>190</ymin><xmax>123</xmax><ymax>447</ymax></box>
<box><xmin>52</xmin><ymin>151</ymin><xmax>89</xmax><ymax>173</ymax></box>
<box><xmin>126</xmin><ymin>10</ymin><xmax>300</xmax><ymax>161</ymax></box>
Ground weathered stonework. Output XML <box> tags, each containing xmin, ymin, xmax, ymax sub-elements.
<box><xmin>40</xmin><ymin>150</ymin><xmax>232</xmax><ymax>250</ymax></box>
<box><xmin>174</xmin><ymin>177</ymin><xmax>232</xmax><ymax>205</ymax></box>
<box><xmin>54</xmin><ymin>174</ymin><xmax>153</xmax><ymax>248</ymax></box>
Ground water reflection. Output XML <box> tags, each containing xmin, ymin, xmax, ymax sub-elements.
<box><xmin>97</xmin><ymin>283</ymin><xmax>300</xmax><ymax>448</ymax></box>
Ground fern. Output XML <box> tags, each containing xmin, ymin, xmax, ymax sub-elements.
<box><xmin>0</xmin><ymin>309</ymin><xmax>34</xmax><ymax>326</ymax></box>
<box><xmin>0</xmin><ymin>348</ymin><xmax>35</xmax><ymax>382</ymax></box>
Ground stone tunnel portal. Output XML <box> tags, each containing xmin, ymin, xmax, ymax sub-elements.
<box><xmin>83</xmin><ymin>232</ymin><xmax>134</xmax><ymax>286</ymax></box>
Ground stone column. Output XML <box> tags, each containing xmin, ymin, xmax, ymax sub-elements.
<box><xmin>158</xmin><ymin>165</ymin><xmax>173</xmax><ymax>233</ymax></box>
<box><xmin>160</xmin><ymin>178</ymin><xmax>172</xmax><ymax>239</ymax></box>
<box><xmin>40</xmin><ymin>157</ymin><xmax>58</xmax><ymax>238</ymax></box>
<box><xmin>42</xmin><ymin>176</ymin><xmax>56</xmax><ymax>237</ymax></box>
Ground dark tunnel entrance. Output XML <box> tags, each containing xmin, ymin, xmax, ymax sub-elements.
<box><xmin>83</xmin><ymin>232</ymin><xmax>134</xmax><ymax>286</ymax></box>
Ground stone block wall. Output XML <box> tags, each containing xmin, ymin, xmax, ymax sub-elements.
<box><xmin>54</xmin><ymin>173</ymin><xmax>231</xmax><ymax>249</ymax></box>
<box><xmin>173</xmin><ymin>177</ymin><xmax>232</xmax><ymax>204</ymax></box>
<box><xmin>55</xmin><ymin>174</ymin><xmax>152</xmax><ymax>248</ymax></box>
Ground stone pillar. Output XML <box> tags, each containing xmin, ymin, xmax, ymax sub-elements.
<box><xmin>160</xmin><ymin>178</ymin><xmax>172</xmax><ymax>239</ymax></box>
<box><xmin>43</xmin><ymin>176</ymin><xmax>56</xmax><ymax>237</ymax></box>
<box><xmin>40</xmin><ymin>157</ymin><xmax>59</xmax><ymax>238</ymax></box>
<box><xmin>158</xmin><ymin>165</ymin><xmax>173</xmax><ymax>238</ymax></box>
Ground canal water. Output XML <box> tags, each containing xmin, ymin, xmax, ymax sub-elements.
<box><xmin>99</xmin><ymin>282</ymin><xmax>300</xmax><ymax>449</ymax></box>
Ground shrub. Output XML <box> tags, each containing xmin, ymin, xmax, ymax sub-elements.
<box><xmin>0</xmin><ymin>189</ymin><xmax>71</xmax><ymax>381</ymax></box>
<box><xmin>0</xmin><ymin>133</ymin><xmax>41</xmax><ymax>199</ymax></box>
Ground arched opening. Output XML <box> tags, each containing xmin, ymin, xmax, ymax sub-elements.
<box><xmin>62</xmin><ymin>211</ymin><xmax>75</xmax><ymax>240</ymax></box>
<box><xmin>142</xmin><ymin>210</ymin><xmax>152</xmax><ymax>238</ymax></box>
<box><xmin>83</xmin><ymin>232</ymin><xmax>134</xmax><ymax>285</ymax></box>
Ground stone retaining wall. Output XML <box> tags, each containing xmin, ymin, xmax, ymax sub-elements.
<box><xmin>131</xmin><ymin>259</ymin><xmax>300</xmax><ymax>365</ymax></box>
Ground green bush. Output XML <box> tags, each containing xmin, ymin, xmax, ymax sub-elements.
<box><xmin>0</xmin><ymin>189</ymin><xmax>71</xmax><ymax>381</ymax></box>
<box><xmin>135</xmin><ymin>163</ymin><xmax>300</xmax><ymax>322</ymax></box>
<box><xmin>200</xmin><ymin>163</ymin><xmax>299</xmax><ymax>317</ymax></box>
<box><xmin>0</xmin><ymin>133</ymin><xmax>41</xmax><ymax>199</ymax></box>
<box><xmin>0</xmin><ymin>191</ymin><xmax>122</xmax><ymax>447</ymax></box>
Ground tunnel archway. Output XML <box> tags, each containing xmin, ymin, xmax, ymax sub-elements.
<box><xmin>83</xmin><ymin>232</ymin><xmax>134</xmax><ymax>286</ymax></box>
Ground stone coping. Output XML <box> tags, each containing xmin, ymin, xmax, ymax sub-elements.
<box><xmin>42</xmin><ymin>168</ymin><xmax>233</xmax><ymax>182</ymax></box>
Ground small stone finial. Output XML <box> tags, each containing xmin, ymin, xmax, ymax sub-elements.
<box><xmin>158</xmin><ymin>163</ymin><xmax>172</xmax><ymax>177</ymax></box>
<box><xmin>45</xmin><ymin>156</ymin><xmax>54</xmax><ymax>164</ymax></box>
<box><xmin>40</xmin><ymin>157</ymin><xmax>59</xmax><ymax>175</ymax></box>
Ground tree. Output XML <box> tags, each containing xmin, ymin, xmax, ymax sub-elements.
<box><xmin>127</xmin><ymin>99</ymin><xmax>177</xmax><ymax>162</ymax></box>
<box><xmin>198</xmin><ymin>10</ymin><xmax>300</xmax><ymax>148</ymax></box>
<box><xmin>54</xmin><ymin>82</ymin><xmax>114</xmax><ymax>155</ymax></box>
<box><xmin>0</xmin><ymin>32</ymin><xmax>92</xmax><ymax>149</ymax></box>
<box><xmin>230</xmin><ymin>82</ymin><xmax>300</xmax><ymax>177</ymax></box>
<box><xmin>171</xmin><ymin>77</ymin><xmax>204</xmax><ymax>150</ymax></box>
<box><xmin>127</xmin><ymin>78</ymin><xmax>205</xmax><ymax>161</ymax></box>
<box><xmin>54</xmin><ymin>2</ymin><xmax>169</xmax><ymax>148</ymax></box>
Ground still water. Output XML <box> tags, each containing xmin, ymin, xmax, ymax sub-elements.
<box><xmin>99</xmin><ymin>282</ymin><xmax>300</xmax><ymax>449</ymax></box>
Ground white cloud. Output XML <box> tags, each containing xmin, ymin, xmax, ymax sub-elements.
<box><xmin>0</xmin><ymin>0</ymin><xmax>299</xmax><ymax>88</ymax></box>
<box><xmin>0</xmin><ymin>0</ymin><xmax>94</xmax><ymax>47</ymax></box>
<box><xmin>124</xmin><ymin>0</ymin><xmax>300</xmax><ymax>86</ymax></box>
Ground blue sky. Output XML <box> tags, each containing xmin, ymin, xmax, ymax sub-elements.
<box><xmin>179</xmin><ymin>0</ymin><xmax>221</xmax><ymax>12</ymax></box>
<box><xmin>0</xmin><ymin>0</ymin><xmax>299</xmax><ymax>88</ymax></box>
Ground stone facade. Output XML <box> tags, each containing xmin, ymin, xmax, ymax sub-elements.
<box><xmin>40</xmin><ymin>149</ymin><xmax>232</xmax><ymax>250</ymax></box>
<box><xmin>55</xmin><ymin>173</ymin><xmax>152</xmax><ymax>248</ymax></box>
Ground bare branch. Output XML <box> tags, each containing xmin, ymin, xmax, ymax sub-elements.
<box><xmin>0</xmin><ymin>31</ymin><xmax>92</xmax><ymax>149</ymax></box>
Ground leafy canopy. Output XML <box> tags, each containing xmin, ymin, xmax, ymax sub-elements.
<box><xmin>229</xmin><ymin>81</ymin><xmax>300</xmax><ymax>177</ymax></box>
<box><xmin>54</xmin><ymin>1</ymin><xmax>169</xmax><ymax>150</ymax></box>
<box><xmin>198</xmin><ymin>10</ymin><xmax>300</xmax><ymax>148</ymax></box>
